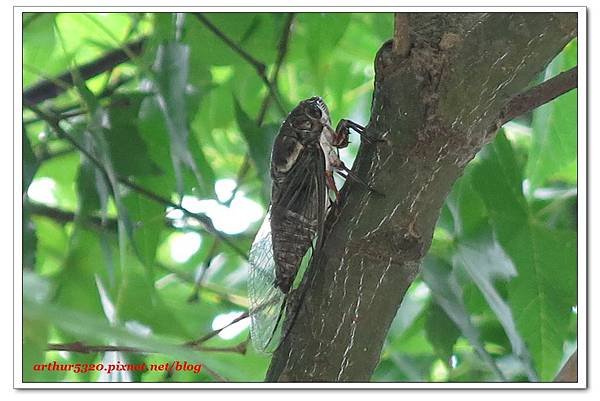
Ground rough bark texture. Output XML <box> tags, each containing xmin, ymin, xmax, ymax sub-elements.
<box><xmin>267</xmin><ymin>12</ymin><xmax>577</xmax><ymax>382</ymax></box>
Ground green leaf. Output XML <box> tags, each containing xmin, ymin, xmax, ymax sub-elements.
<box><xmin>75</xmin><ymin>132</ymin><xmax>108</xmax><ymax>216</ymax></box>
<box><xmin>72</xmin><ymin>77</ymin><xmax>136</xmax><ymax>276</ymax></box>
<box><xmin>103</xmin><ymin>94</ymin><xmax>168</xmax><ymax>268</ymax></box>
<box><xmin>425</xmin><ymin>301</ymin><xmax>461</xmax><ymax>365</ymax></box>
<box><xmin>422</xmin><ymin>255</ymin><xmax>505</xmax><ymax>380</ymax></box>
<box><xmin>454</xmin><ymin>232</ymin><xmax>537</xmax><ymax>380</ymax></box>
<box><xmin>472</xmin><ymin>132</ymin><xmax>576</xmax><ymax>380</ymax></box>
<box><xmin>32</xmin><ymin>216</ymin><xmax>69</xmax><ymax>276</ymax></box>
<box><xmin>445</xmin><ymin>172</ymin><xmax>489</xmax><ymax>238</ymax></box>
<box><xmin>385</xmin><ymin>282</ymin><xmax>434</xmax><ymax>357</ymax></box>
<box><xmin>54</xmin><ymin>227</ymin><xmax>107</xmax><ymax>318</ymax></box>
<box><xmin>114</xmin><ymin>246</ymin><xmax>188</xmax><ymax>338</ymax></box>
<box><xmin>234</xmin><ymin>99</ymin><xmax>279</xmax><ymax>199</ymax></box>
<box><xmin>298</xmin><ymin>13</ymin><xmax>351</xmax><ymax>94</ymax></box>
<box><xmin>303</xmin><ymin>13</ymin><xmax>351</xmax><ymax>68</ymax></box>
<box><xmin>23</xmin><ymin>13</ymin><xmax>60</xmax><ymax>87</ymax></box>
<box><xmin>446</xmin><ymin>168</ymin><xmax>537</xmax><ymax>379</ymax></box>
<box><xmin>187</xmin><ymin>129</ymin><xmax>217</xmax><ymax>197</ymax></box>
<box><xmin>152</xmin><ymin>41</ymin><xmax>208</xmax><ymax>198</ymax></box>
<box><xmin>526</xmin><ymin>39</ymin><xmax>577</xmax><ymax>190</ymax></box>
<box><xmin>336</xmin><ymin>14</ymin><xmax>388</xmax><ymax>64</ymax></box>
<box><xmin>138</xmin><ymin>93</ymin><xmax>215</xmax><ymax>200</ymax></box>
<box><xmin>121</xmin><ymin>181</ymin><xmax>164</xmax><ymax>268</ymax></box>
<box><xmin>105</xmin><ymin>93</ymin><xmax>161</xmax><ymax>177</ymax></box>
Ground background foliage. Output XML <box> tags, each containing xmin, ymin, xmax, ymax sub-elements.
<box><xmin>22</xmin><ymin>12</ymin><xmax>577</xmax><ymax>382</ymax></box>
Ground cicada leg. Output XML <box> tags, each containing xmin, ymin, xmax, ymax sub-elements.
<box><xmin>334</xmin><ymin>119</ymin><xmax>385</xmax><ymax>147</ymax></box>
<box><xmin>336</xmin><ymin>162</ymin><xmax>384</xmax><ymax>197</ymax></box>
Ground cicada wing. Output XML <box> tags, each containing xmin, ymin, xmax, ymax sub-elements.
<box><xmin>248</xmin><ymin>210</ymin><xmax>285</xmax><ymax>353</ymax></box>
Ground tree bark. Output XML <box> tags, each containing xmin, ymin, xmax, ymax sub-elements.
<box><xmin>266</xmin><ymin>12</ymin><xmax>577</xmax><ymax>382</ymax></box>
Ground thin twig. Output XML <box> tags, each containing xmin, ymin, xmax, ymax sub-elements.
<box><xmin>256</xmin><ymin>13</ymin><xmax>294</xmax><ymax>123</ymax></box>
<box><xmin>498</xmin><ymin>66</ymin><xmax>578</xmax><ymax>127</ymax></box>
<box><xmin>193</xmin><ymin>12</ymin><xmax>286</xmax><ymax>115</ymax></box>
<box><xmin>192</xmin><ymin>13</ymin><xmax>265</xmax><ymax>75</ymax></box>
<box><xmin>23</xmin><ymin>38</ymin><xmax>146</xmax><ymax>105</ymax></box>
<box><xmin>191</xmin><ymin>340</ymin><xmax>248</xmax><ymax>355</ymax></box>
<box><xmin>221</xmin><ymin>154</ymin><xmax>251</xmax><ymax>207</ymax></box>
<box><xmin>47</xmin><ymin>340</ymin><xmax>247</xmax><ymax>355</ymax></box>
<box><xmin>156</xmin><ymin>262</ymin><xmax>248</xmax><ymax>308</ymax></box>
<box><xmin>198</xmin><ymin>366</ymin><xmax>228</xmax><ymax>382</ymax></box>
<box><xmin>187</xmin><ymin>239</ymin><xmax>221</xmax><ymax>303</ymax></box>
<box><xmin>47</xmin><ymin>342</ymin><xmax>139</xmax><ymax>354</ymax></box>
<box><xmin>185</xmin><ymin>311</ymin><xmax>250</xmax><ymax>347</ymax></box>
<box><xmin>25</xmin><ymin>104</ymin><xmax>248</xmax><ymax>260</ymax></box>
<box><xmin>393</xmin><ymin>13</ymin><xmax>411</xmax><ymax>58</ymax></box>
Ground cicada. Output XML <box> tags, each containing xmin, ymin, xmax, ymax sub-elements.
<box><xmin>248</xmin><ymin>96</ymin><xmax>376</xmax><ymax>353</ymax></box>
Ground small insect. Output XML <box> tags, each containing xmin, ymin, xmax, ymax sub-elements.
<box><xmin>248</xmin><ymin>96</ymin><xmax>379</xmax><ymax>353</ymax></box>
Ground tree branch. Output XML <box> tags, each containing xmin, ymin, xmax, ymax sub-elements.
<box><xmin>498</xmin><ymin>66</ymin><xmax>577</xmax><ymax>127</ymax></box>
<box><xmin>23</xmin><ymin>38</ymin><xmax>145</xmax><ymax>105</ymax></box>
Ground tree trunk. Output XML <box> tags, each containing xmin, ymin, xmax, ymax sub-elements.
<box><xmin>267</xmin><ymin>12</ymin><xmax>577</xmax><ymax>382</ymax></box>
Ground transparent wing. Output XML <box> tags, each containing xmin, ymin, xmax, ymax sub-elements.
<box><xmin>248</xmin><ymin>209</ymin><xmax>285</xmax><ymax>353</ymax></box>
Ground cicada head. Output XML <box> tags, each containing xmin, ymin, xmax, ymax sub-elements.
<box><xmin>288</xmin><ymin>96</ymin><xmax>331</xmax><ymax>144</ymax></box>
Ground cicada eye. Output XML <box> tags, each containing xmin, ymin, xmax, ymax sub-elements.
<box><xmin>306</xmin><ymin>104</ymin><xmax>322</xmax><ymax>119</ymax></box>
